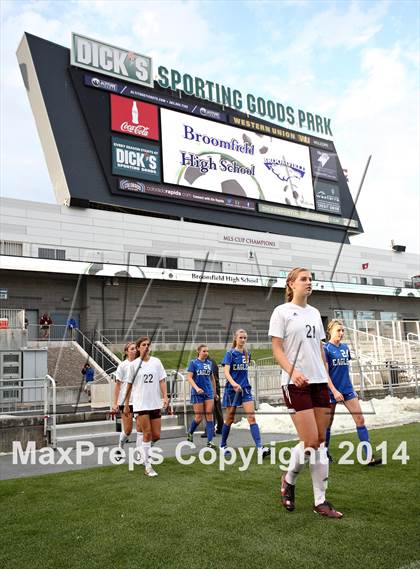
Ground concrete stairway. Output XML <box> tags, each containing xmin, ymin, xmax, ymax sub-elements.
<box><xmin>55</xmin><ymin>414</ymin><xmax>185</xmax><ymax>448</ymax></box>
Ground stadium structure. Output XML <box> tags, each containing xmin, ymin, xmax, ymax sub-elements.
<box><xmin>0</xmin><ymin>32</ymin><xmax>419</xmax><ymax>450</ymax></box>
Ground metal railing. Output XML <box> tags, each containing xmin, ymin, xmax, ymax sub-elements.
<box><xmin>0</xmin><ymin>309</ymin><xmax>25</xmax><ymax>329</ymax></box>
<box><xmin>97</xmin><ymin>328</ymin><xmax>271</xmax><ymax>346</ymax></box>
<box><xmin>252</xmin><ymin>357</ymin><xmax>420</xmax><ymax>405</ymax></box>
<box><xmin>0</xmin><ymin>374</ymin><xmax>57</xmax><ymax>448</ymax></box>
<box><xmin>3</xmin><ymin>245</ymin><xmax>419</xmax><ymax>290</ymax></box>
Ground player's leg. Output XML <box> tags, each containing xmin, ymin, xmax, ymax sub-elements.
<box><xmin>280</xmin><ymin>408</ymin><xmax>319</xmax><ymax>511</ymax></box>
<box><xmin>150</xmin><ymin>413</ymin><xmax>161</xmax><ymax>444</ymax></box>
<box><xmin>140</xmin><ymin>413</ymin><xmax>157</xmax><ymax>477</ymax></box>
<box><xmin>119</xmin><ymin>407</ymin><xmax>133</xmax><ymax>449</ymax></box>
<box><xmin>204</xmin><ymin>398</ymin><xmax>215</xmax><ymax>447</ymax></box>
<box><xmin>220</xmin><ymin>403</ymin><xmax>236</xmax><ymax>450</ymax></box>
<box><xmin>187</xmin><ymin>401</ymin><xmax>204</xmax><ymax>442</ymax></box>
<box><xmin>325</xmin><ymin>403</ymin><xmax>336</xmax><ymax>462</ymax></box>
<box><xmin>345</xmin><ymin>396</ymin><xmax>381</xmax><ymax>465</ymax></box>
<box><xmin>311</xmin><ymin>385</ymin><xmax>343</xmax><ymax>518</ymax></box>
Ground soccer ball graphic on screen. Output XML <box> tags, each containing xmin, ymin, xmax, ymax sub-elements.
<box><xmin>177</xmin><ymin>152</ymin><xmax>264</xmax><ymax>200</ymax></box>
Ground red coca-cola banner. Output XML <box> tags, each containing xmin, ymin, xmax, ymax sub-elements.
<box><xmin>110</xmin><ymin>94</ymin><xmax>159</xmax><ymax>140</ymax></box>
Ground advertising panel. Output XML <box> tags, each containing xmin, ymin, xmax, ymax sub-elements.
<box><xmin>111</xmin><ymin>136</ymin><xmax>161</xmax><ymax>182</ymax></box>
<box><xmin>71</xmin><ymin>33</ymin><xmax>153</xmax><ymax>87</ymax></box>
<box><xmin>314</xmin><ymin>180</ymin><xmax>341</xmax><ymax>214</ymax></box>
<box><xmin>310</xmin><ymin>148</ymin><xmax>338</xmax><ymax>181</ymax></box>
<box><xmin>161</xmin><ymin>109</ymin><xmax>315</xmax><ymax>209</ymax></box>
<box><xmin>118</xmin><ymin>179</ymin><xmax>255</xmax><ymax>210</ymax></box>
<box><xmin>111</xmin><ymin>94</ymin><xmax>159</xmax><ymax>140</ymax></box>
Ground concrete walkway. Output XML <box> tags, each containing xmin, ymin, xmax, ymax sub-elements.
<box><xmin>0</xmin><ymin>430</ymin><xmax>296</xmax><ymax>481</ymax></box>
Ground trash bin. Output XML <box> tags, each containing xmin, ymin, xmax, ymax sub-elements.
<box><xmin>385</xmin><ymin>360</ymin><xmax>400</xmax><ymax>385</ymax></box>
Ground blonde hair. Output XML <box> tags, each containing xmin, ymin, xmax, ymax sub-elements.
<box><xmin>196</xmin><ymin>344</ymin><xmax>208</xmax><ymax>356</ymax></box>
<box><xmin>327</xmin><ymin>319</ymin><xmax>344</xmax><ymax>340</ymax></box>
<box><xmin>122</xmin><ymin>341</ymin><xmax>137</xmax><ymax>360</ymax></box>
<box><xmin>285</xmin><ymin>267</ymin><xmax>310</xmax><ymax>302</ymax></box>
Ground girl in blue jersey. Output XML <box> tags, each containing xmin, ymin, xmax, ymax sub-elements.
<box><xmin>220</xmin><ymin>329</ymin><xmax>270</xmax><ymax>458</ymax></box>
<box><xmin>324</xmin><ymin>320</ymin><xmax>381</xmax><ymax>465</ymax></box>
<box><xmin>186</xmin><ymin>344</ymin><xmax>218</xmax><ymax>448</ymax></box>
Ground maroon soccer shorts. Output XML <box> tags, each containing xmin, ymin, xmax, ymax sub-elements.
<box><xmin>282</xmin><ymin>383</ymin><xmax>331</xmax><ymax>412</ymax></box>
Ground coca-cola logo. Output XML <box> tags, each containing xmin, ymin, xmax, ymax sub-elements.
<box><xmin>120</xmin><ymin>121</ymin><xmax>150</xmax><ymax>136</ymax></box>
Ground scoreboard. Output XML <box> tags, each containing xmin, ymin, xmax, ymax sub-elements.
<box><xmin>17</xmin><ymin>32</ymin><xmax>362</xmax><ymax>242</ymax></box>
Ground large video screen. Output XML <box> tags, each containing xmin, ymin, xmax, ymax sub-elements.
<box><xmin>161</xmin><ymin>108</ymin><xmax>315</xmax><ymax>210</ymax></box>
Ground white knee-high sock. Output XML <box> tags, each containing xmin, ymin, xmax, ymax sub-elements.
<box><xmin>142</xmin><ymin>441</ymin><xmax>151</xmax><ymax>466</ymax></box>
<box><xmin>310</xmin><ymin>443</ymin><xmax>329</xmax><ymax>506</ymax></box>
<box><xmin>136</xmin><ymin>431</ymin><xmax>143</xmax><ymax>449</ymax></box>
<box><xmin>286</xmin><ymin>442</ymin><xmax>310</xmax><ymax>485</ymax></box>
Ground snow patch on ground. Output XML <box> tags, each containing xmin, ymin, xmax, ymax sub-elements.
<box><xmin>231</xmin><ymin>396</ymin><xmax>420</xmax><ymax>434</ymax></box>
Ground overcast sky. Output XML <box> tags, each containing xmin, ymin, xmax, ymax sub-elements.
<box><xmin>1</xmin><ymin>0</ymin><xmax>419</xmax><ymax>253</ymax></box>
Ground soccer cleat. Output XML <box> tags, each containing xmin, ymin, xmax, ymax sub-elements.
<box><xmin>327</xmin><ymin>451</ymin><xmax>334</xmax><ymax>463</ymax></box>
<box><xmin>207</xmin><ymin>441</ymin><xmax>217</xmax><ymax>449</ymax></box>
<box><xmin>367</xmin><ymin>455</ymin><xmax>382</xmax><ymax>466</ymax></box>
<box><xmin>144</xmin><ymin>464</ymin><xmax>158</xmax><ymax>477</ymax></box>
<box><xmin>258</xmin><ymin>447</ymin><xmax>272</xmax><ymax>460</ymax></box>
<box><xmin>114</xmin><ymin>449</ymin><xmax>124</xmax><ymax>463</ymax></box>
<box><xmin>280</xmin><ymin>473</ymin><xmax>295</xmax><ymax>511</ymax></box>
<box><xmin>187</xmin><ymin>433</ymin><xmax>193</xmax><ymax>443</ymax></box>
<box><xmin>313</xmin><ymin>501</ymin><xmax>343</xmax><ymax>518</ymax></box>
<box><xmin>220</xmin><ymin>446</ymin><xmax>232</xmax><ymax>458</ymax></box>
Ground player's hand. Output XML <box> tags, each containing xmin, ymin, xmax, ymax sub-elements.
<box><xmin>123</xmin><ymin>404</ymin><xmax>130</xmax><ymax>416</ymax></box>
<box><xmin>333</xmin><ymin>389</ymin><xmax>344</xmax><ymax>402</ymax></box>
<box><xmin>214</xmin><ymin>394</ymin><xmax>219</xmax><ymax>401</ymax></box>
<box><xmin>196</xmin><ymin>387</ymin><xmax>204</xmax><ymax>395</ymax></box>
<box><xmin>163</xmin><ymin>396</ymin><xmax>169</xmax><ymax>408</ymax></box>
<box><xmin>291</xmin><ymin>369</ymin><xmax>309</xmax><ymax>387</ymax></box>
<box><xmin>233</xmin><ymin>383</ymin><xmax>242</xmax><ymax>392</ymax></box>
<box><xmin>112</xmin><ymin>403</ymin><xmax>118</xmax><ymax>413</ymax></box>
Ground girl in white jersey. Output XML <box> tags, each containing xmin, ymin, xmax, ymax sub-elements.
<box><xmin>112</xmin><ymin>342</ymin><xmax>139</xmax><ymax>453</ymax></box>
<box><xmin>124</xmin><ymin>336</ymin><xmax>168</xmax><ymax>477</ymax></box>
<box><xmin>269</xmin><ymin>267</ymin><xmax>343</xmax><ymax>519</ymax></box>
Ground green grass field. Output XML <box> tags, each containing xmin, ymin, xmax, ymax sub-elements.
<box><xmin>115</xmin><ymin>348</ymin><xmax>274</xmax><ymax>369</ymax></box>
<box><xmin>1</xmin><ymin>424</ymin><xmax>419</xmax><ymax>569</ymax></box>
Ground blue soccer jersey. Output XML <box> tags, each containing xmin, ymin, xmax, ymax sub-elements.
<box><xmin>187</xmin><ymin>358</ymin><xmax>213</xmax><ymax>396</ymax></box>
<box><xmin>222</xmin><ymin>349</ymin><xmax>252</xmax><ymax>389</ymax></box>
<box><xmin>324</xmin><ymin>342</ymin><xmax>354</xmax><ymax>394</ymax></box>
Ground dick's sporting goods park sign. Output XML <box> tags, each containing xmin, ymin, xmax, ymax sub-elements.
<box><xmin>71</xmin><ymin>33</ymin><xmax>332</xmax><ymax>136</ymax></box>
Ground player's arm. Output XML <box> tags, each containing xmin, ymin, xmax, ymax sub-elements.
<box><xmin>223</xmin><ymin>365</ymin><xmax>241</xmax><ymax>391</ymax></box>
<box><xmin>271</xmin><ymin>337</ymin><xmax>308</xmax><ymax>387</ymax></box>
<box><xmin>159</xmin><ymin>376</ymin><xmax>168</xmax><ymax>408</ymax></box>
<box><xmin>123</xmin><ymin>367</ymin><xmax>134</xmax><ymax>414</ymax></box>
<box><xmin>321</xmin><ymin>342</ymin><xmax>344</xmax><ymax>402</ymax></box>
<box><xmin>112</xmin><ymin>380</ymin><xmax>121</xmax><ymax>412</ymax></box>
<box><xmin>187</xmin><ymin>371</ymin><xmax>203</xmax><ymax>394</ymax></box>
<box><xmin>211</xmin><ymin>373</ymin><xmax>218</xmax><ymax>400</ymax></box>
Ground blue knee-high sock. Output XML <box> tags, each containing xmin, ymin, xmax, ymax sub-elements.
<box><xmin>188</xmin><ymin>419</ymin><xmax>200</xmax><ymax>434</ymax></box>
<box><xmin>325</xmin><ymin>427</ymin><xmax>331</xmax><ymax>449</ymax></box>
<box><xmin>357</xmin><ymin>426</ymin><xmax>370</xmax><ymax>457</ymax></box>
<box><xmin>206</xmin><ymin>420</ymin><xmax>214</xmax><ymax>442</ymax></box>
<box><xmin>250</xmin><ymin>423</ymin><xmax>262</xmax><ymax>448</ymax></box>
<box><xmin>221</xmin><ymin>423</ymin><xmax>231</xmax><ymax>447</ymax></box>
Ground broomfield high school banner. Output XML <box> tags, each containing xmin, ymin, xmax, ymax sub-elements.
<box><xmin>161</xmin><ymin>108</ymin><xmax>315</xmax><ymax>210</ymax></box>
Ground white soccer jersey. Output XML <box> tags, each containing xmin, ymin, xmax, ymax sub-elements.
<box><xmin>115</xmin><ymin>359</ymin><xmax>133</xmax><ymax>406</ymax></box>
<box><xmin>127</xmin><ymin>356</ymin><xmax>166</xmax><ymax>412</ymax></box>
<box><xmin>268</xmin><ymin>302</ymin><xmax>328</xmax><ymax>385</ymax></box>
